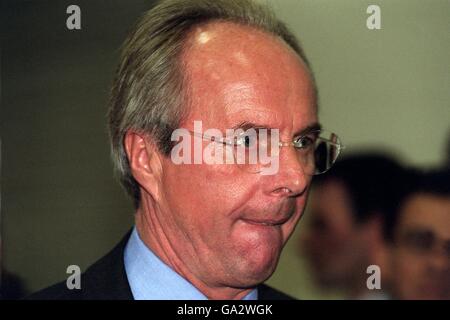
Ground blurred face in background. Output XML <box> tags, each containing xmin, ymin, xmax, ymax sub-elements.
<box><xmin>390</xmin><ymin>193</ymin><xmax>450</xmax><ymax>300</ymax></box>
<box><xmin>301</xmin><ymin>179</ymin><xmax>372</xmax><ymax>290</ymax></box>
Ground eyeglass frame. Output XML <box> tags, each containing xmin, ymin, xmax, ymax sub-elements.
<box><xmin>186</xmin><ymin>127</ymin><xmax>345</xmax><ymax>175</ymax></box>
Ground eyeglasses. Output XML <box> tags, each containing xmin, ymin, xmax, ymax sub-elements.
<box><xmin>188</xmin><ymin>128</ymin><xmax>344</xmax><ymax>175</ymax></box>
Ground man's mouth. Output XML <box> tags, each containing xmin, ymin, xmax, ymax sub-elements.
<box><xmin>241</xmin><ymin>217</ymin><xmax>290</xmax><ymax>227</ymax></box>
<box><xmin>238</xmin><ymin>201</ymin><xmax>297</xmax><ymax>228</ymax></box>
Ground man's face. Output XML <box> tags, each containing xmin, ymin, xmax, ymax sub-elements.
<box><xmin>155</xmin><ymin>22</ymin><xmax>317</xmax><ymax>288</ymax></box>
<box><xmin>390</xmin><ymin>193</ymin><xmax>450</xmax><ymax>300</ymax></box>
<box><xmin>302</xmin><ymin>180</ymin><xmax>369</xmax><ymax>289</ymax></box>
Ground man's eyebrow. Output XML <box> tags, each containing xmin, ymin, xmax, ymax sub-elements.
<box><xmin>231</xmin><ymin>121</ymin><xmax>273</xmax><ymax>131</ymax></box>
<box><xmin>293</xmin><ymin>123</ymin><xmax>322</xmax><ymax>137</ymax></box>
<box><xmin>231</xmin><ymin>121</ymin><xmax>322</xmax><ymax>136</ymax></box>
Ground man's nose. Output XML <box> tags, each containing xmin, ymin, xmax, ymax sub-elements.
<box><xmin>263</xmin><ymin>146</ymin><xmax>309</xmax><ymax>198</ymax></box>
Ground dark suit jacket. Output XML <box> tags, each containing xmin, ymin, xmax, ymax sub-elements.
<box><xmin>28</xmin><ymin>232</ymin><xmax>294</xmax><ymax>300</ymax></box>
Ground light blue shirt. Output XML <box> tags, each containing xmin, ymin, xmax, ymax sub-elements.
<box><xmin>124</xmin><ymin>227</ymin><xmax>258</xmax><ymax>300</ymax></box>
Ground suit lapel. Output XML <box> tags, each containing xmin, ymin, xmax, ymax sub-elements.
<box><xmin>80</xmin><ymin>230</ymin><xmax>134</xmax><ymax>300</ymax></box>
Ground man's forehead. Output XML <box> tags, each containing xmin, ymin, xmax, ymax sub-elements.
<box><xmin>400</xmin><ymin>194</ymin><xmax>450</xmax><ymax>237</ymax></box>
<box><xmin>183</xmin><ymin>21</ymin><xmax>317</xmax><ymax>130</ymax></box>
<box><xmin>185</xmin><ymin>86</ymin><xmax>317</xmax><ymax>131</ymax></box>
<box><xmin>188</xmin><ymin>20</ymin><xmax>281</xmax><ymax>48</ymax></box>
<box><xmin>184</xmin><ymin>21</ymin><xmax>305</xmax><ymax>77</ymax></box>
<box><xmin>227</xmin><ymin>108</ymin><xmax>282</xmax><ymax>123</ymax></box>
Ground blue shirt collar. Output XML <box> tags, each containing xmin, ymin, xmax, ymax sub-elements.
<box><xmin>124</xmin><ymin>227</ymin><xmax>258</xmax><ymax>300</ymax></box>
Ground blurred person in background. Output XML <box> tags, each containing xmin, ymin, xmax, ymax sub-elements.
<box><xmin>386</xmin><ymin>169</ymin><xmax>450</xmax><ymax>300</ymax></box>
<box><xmin>300</xmin><ymin>153</ymin><xmax>407</xmax><ymax>299</ymax></box>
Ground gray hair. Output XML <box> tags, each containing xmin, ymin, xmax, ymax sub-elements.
<box><xmin>108</xmin><ymin>0</ymin><xmax>315</xmax><ymax>208</ymax></box>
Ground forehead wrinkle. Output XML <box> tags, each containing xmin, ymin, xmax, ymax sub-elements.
<box><xmin>233</xmin><ymin>51</ymin><xmax>249</xmax><ymax>66</ymax></box>
<box><xmin>222</xmin><ymin>82</ymin><xmax>258</xmax><ymax>113</ymax></box>
<box><xmin>224</xmin><ymin>108</ymin><xmax>283</xmax><ymax>130</ymax></box>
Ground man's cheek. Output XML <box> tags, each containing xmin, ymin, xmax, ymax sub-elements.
<box><xmin>400</xmin><ymin>256</ymin><xmax>422</xmax><ymax>284</ymax></box>
<box><xmin>198</xmin><ymin>215</ymin><xmax>234</xmax><ymax>250</ymax></box>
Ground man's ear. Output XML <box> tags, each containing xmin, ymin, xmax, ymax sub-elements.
<box><xmin>124</xmin><ymin>130</ymin><xmax>163</xmax><ymax>202</ymax></box>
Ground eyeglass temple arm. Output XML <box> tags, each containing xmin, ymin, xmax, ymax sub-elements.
<box><xmin>189</xmin><ymin>131</ymin><xmax>234</xmax><ymax>145</ymax></box>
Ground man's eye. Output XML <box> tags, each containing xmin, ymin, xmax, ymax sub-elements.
<box><xmin>235</xmin><ymin>133</ymin><xmax>258</xmax><ymax>148</ymax></box>
<box><xmin>243</xmin><ymin>136</ymin><xmax>252</xmax><ymax>147</ymax></box>
<box><xmin>404</xmin><ymin>232</ymin><xmax>434</xmax><ymax>251</ymax></box>
<box><xmin>295</xmin><ymin>135</ymin><xmax>315</xmax><ymax>149</ymax></box>
<box><xmin>244</xmin><ymin>134</ymin><xmax>258</xmax><ymax>148</ymax></box>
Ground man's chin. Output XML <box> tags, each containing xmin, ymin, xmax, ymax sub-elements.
<box><xmin>227</xmin><ymin>249</ymin><xmax>281</xmax><ymax>287</ymax></box>
<box><xmin>225</xmin><ymin>221</ymin><xmax>285</xmax><ymax>286</ymax></box>
<box><xmin>229</xmin><ymin>268</ymin><xmax>276</xmax><ymax>289</ymax></box>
